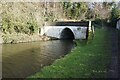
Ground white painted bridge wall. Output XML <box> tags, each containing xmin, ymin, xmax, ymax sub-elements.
<box><xmin>41</xmin><ymin>26</ymin><xmax>88</xmax><ymax>39</ymax></box>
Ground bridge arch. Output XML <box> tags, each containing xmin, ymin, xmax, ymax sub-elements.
<box><xmin>60</xmin><ymin>28</ymin><xmax>75</xmax><ymax>40</ymax></box>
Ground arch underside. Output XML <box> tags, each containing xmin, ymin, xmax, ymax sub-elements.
<box><xmin>60</xmin><ymin>28</ymin><xmax>75</xmax><ymax>40</ymax></box>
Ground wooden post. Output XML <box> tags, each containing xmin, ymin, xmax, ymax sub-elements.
<box><xmin>88</xmin><ymin>20</ymin><xmax>92</xmax><ymax>31</ymax></box>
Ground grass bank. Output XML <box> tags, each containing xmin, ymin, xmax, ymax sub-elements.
<box><xmin>28</xmin><ymin>27</ymin><xmax>111</xmax><ymax>78</ymax></box>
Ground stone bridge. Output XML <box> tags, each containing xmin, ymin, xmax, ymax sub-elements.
<box><xmin>40</xmin><ymin>21</ymin><xmax>92</xmax><ymax>39</ymax></box>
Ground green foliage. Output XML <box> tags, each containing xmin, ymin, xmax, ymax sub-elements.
<box><xmin>2</xmin><ymin>16</ymin><xmax>14</xmax><ymax>34</ymax></box>
<box><xmin>2</xmin><ymin>16</ymin><xmax>38</xmax><ymax>34</ymax></box>
<box><xmin>93</xmin><ymin>18</ymin><xmax>108</xmax><ymax>28</ymax></box>
<box><xmin>93</xmin><ymin>18</ymin><xmax>102</xmax><ymax>25</ymax></box>
<box><xmin>1</xmin><ymin>2</ymin><xmax>89</xmax><ymax>35</ymax></box>
<box><xmin>86</xmin><ymin>2</ymin><xmax>113</xmax><ymax>21</ymax></box>
<box><xmin>2</xmin><ymin>12</ymin><xmax>38</xmax><ymax>34</ymax></box>
<box><xmin>27</xmin><ymin>19</ymin><xmax>38</xmax><ymax>34</ymax></box>
<box><xmin>109</xmin><ymin>7</ymin><xmax>120</xmax><ymax>27</ymax></box>
<box><xmin>45</xmin><ymin>11</ymin><xmax>55</xmax><ymax>22</ymax></box>
<box><xmin>1</xmin><ymin>3</ymin><xmax>42</xmax><ymax>35</ymax></box>
<box><xmin>62</xmin><ymin>2</ymin><xmax>88</xmax><ymax>20</ymax></box>
<box><xmin>86</xmin><ymin>9</ymin><xmax>94</xmax><ymax>19</ymax></box>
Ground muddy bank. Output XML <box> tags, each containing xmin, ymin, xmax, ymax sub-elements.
<box><xmin>1</xmin><ymin>33</ymin><xmax>52</xmax><ymax>44</ymax></box>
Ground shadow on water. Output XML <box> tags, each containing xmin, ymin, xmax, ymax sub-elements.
<box><xmin>2</xmin><ymin>40</ymin><xmax>76</xmax><ymax>78</ymax></box>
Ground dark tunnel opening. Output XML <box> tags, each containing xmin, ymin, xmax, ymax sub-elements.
<box><xmin>60</xmin><ymin>28</ymin><xmax>75</xmax><ymax>40</ymax></box>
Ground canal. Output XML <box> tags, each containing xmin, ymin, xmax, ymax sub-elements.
<box><xmin>2</xmin><ymin>40</ymin><xmax>75</xmax><ymax>78</ymax></box>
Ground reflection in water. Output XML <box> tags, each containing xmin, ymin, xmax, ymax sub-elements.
<box><xmin>2</xmin><ymin>40</ymin><xmax>75</xmax><ymax>78</ymax></box>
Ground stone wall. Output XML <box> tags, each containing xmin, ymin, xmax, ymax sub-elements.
<box><xmin>0</xmin><ymin>2</ymin><xmax>65</xmax><ymax>44</ymax></box>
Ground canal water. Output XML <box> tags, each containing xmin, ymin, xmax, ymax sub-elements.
<box><xmin>2</xmin><ymin>40</ymin><xmax>75</xmax><ymax>78</ymax></box>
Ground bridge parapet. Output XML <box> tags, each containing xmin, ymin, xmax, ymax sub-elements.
<box><xmin>45</xmin><ymin>21</ymin><xmax>90</xmax><ymax>26</ymax></box>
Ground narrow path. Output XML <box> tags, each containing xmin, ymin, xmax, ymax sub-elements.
<box><xmin>107</xmin><ymin>27</ymin><xmax>119</xmax><ymax>78</ymax></box>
